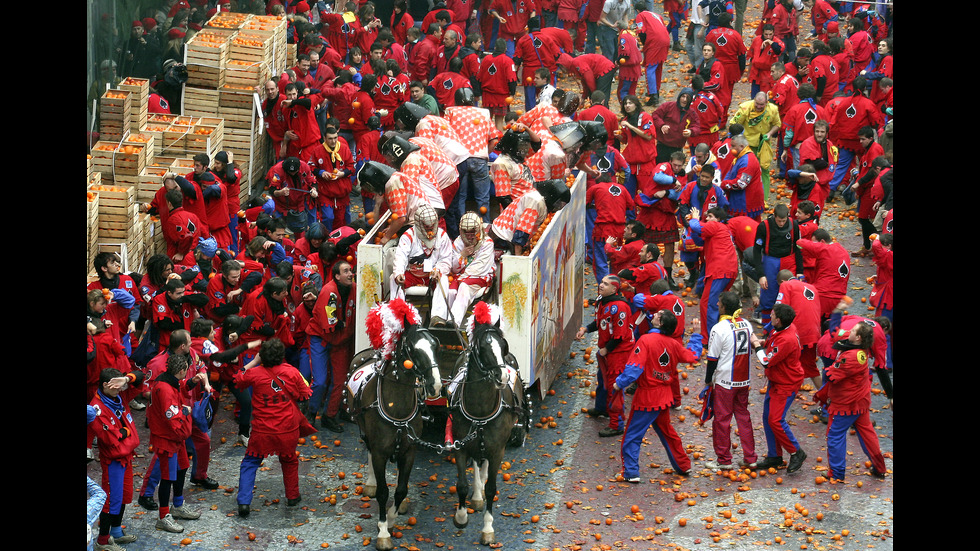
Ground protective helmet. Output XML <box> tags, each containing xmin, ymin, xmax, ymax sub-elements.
<box><xmin>413</xmin><ymin>203</ymin><xmax>440</xmax><ymax>248</ymax></box>
<box><xmin>579</xmin><ymin>120</ymin><xmax>608</xmax><ymax>152</ymax></box>
<box><xmin>380</xmin><ymin>134</ymin><xmax>420</xmax><ymax>168</ymax></box>
<box><xmin>394</xmin><ymin>102</ymin><xmax>430</xmax><ymax>132</ymax></box>
<box><xmin>548</xmin><ymin>121</ymin><xmax>586</xmax><ymax>159</ymax></box>
<box><xmin>282</xmin><ymin>156</ymin><xmax>302</xmax><ymax>174</ymax></box>
<box><xmin>495</xmin><ymin>128</ymin><xmax>533</xmax><ymax>163</ymax></box>
<box><xmin>458</xmin><ymin>211</ymin><xmax>485</xmax><ymax>246</ymax></box>
<box><xmin>535</xmin><ymin>179</ymin><xmax>571</xmax><ymax>212</ymax></box>
<box><xmin>455</xmin><ymin>87</ymin><xmax>476</xmax><ymax>107</ymax></box>
<box><xmin>556</xmin><ymin>91</ymin><xmax>581</xmax><ymax>117</ymax></box>
<box><xmin>356</xmin><ymin>161</ymin><xmax>396</xmax><ymax>193</ymax></box>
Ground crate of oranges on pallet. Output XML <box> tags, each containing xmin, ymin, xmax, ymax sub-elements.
<box><xmin>118</xmin><ymin>77</ymin><xmax>149</xmax><ymax>133</ymax></box>
<box><xmin>206</xmin><ymin>10</ymin><xmax>252</xmax><ymax>30</ymax></box>
<box><xmin>225</xmin><ymin>59</ymin><xmax>271</xmax><ymax>90</ymax></box>
<box><xmin>243</xmin><ymin>15</ymin><xmax>287</xmax><ymax>71</ymax></box>
<box><xmin>219</xmin><ymin>83</ymin><xmax>259</xmax><ymax>130</ymax></box>
<box><xmin>100</xmin><ymin>89</ymin><xmax>132</xmax><ymax>142</ymax></box>
<box><xmin>185</xmin><ymin>28</ymin><xmax>238</xmax><ymax>88</ymax></box>
<box><xmin>90</xmin><ymin>141</ymin><xmax>147</xmax><ymax>181</ymax></box>
<box><xmin>160</xmin><ymin>116</ymin><xmax>198</xmax><ymax>156</ymax></box>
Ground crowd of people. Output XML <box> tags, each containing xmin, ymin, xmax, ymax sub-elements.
<box><xmin>86</xmin><ymin>0</ymin><xmax>893</xmax><ymax>549</ymax></box>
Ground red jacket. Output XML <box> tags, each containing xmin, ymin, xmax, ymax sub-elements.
<box><xmin>620</xmin><ymin>111</ymin><xmax>658</xmax><ymax>166</ymax></box>
<box><xmin>489</xmin><ymin>0</ymin><xmax>532</xmax><ymax>40</ymax></box>
<box><xmin>306</xmin><ymin>279</ymin><xmax>357</xmax><ymax>346</ymax></box>
<box><xmin>147</xmin><ymin>372</ymin><xmax>195</xmax><ymax>453</ymax></box>
<box><xmin>306</xmin><ymin>140</ymin><xmax>355</xmax><ymax>211</ymax></box>
<box><xmin>634</xmin><ymin>9</ymin><xmax>670</xmax><ymax>65</ymax></box>
<box><xmin>267</xmin><ymin>159</ymin><xmax>317</xmax><ymax>215</ymax></box>
<box><xmin>234</xmin><ymin>362</ymin><xmax>312</xmax><ymax>437</ymax></box>
<box><xmin>828</xmin><ymin>94</ymin><xmax>882</xmax><ymax>151</ymax></box>
<box><xmin>593</xmin><ymin>295</ymin><xmax>634</xmax><ymax>355</ymax></box>
<box><xmin>820</xmin><ymin>344</ymin><xmax>872</xmax><ymax>415</ymax></box>
<box><xmin>774</xmin><ymin>278</ymin><xmax>821</xmax><ymax>346</ymax></box>
<box><xmin>410</xmin><ymin>34</ymin><xmax>442</xmax><ymax>83</ymax></box>
<box><xmin>770</xmin><ymin>73</ymin><xmax>799</xmax><ymax>118</ymax></box>
<box><xmin>587</xmin><ymin>180</ymin><xmax>635</xmax><ymax>228</ymax></box>
<box><xmin>240</xmin><ymin>289</ymin><xmax>293</xmax><ymax>346</ymax></box>
<box><xmin>87</xmin><ymin>372</ymin><xmax>146</xmax><ymax>461</ymax></box>
<box><xmin>638</xmin><ymin>292</ymin><xmax>686</xmax><ymax>341</ymax></box>
<box><xmin>604</xmin><ymin>238</ymin><xmax>645</xmax><ymax>277</ymax></box>
<box><xmin>869</xmin><ymin>239</ymin><xmax>892</xmax><ymax>311</ymax></box>
<box><xmin>693</xmin><ymin>219</ymin><xmax>739</xmax><ymax>280</ymax></box>
<box><xmin>761</xmin><ymin>324</ymin><xmax>804</xmax><ymax>386</ymax></box>
<box><xmin>797</xmin><ymin>239</ymin><xmax>850</xmax><ymax>311</ymax></box>
<box><xmin>623</xmin><ymin>331</ymin><xmax>699</xmax><ymax>411</ymax></box>
<box><xmin>514</xmin><ymin>31</ymin><xmax>559</xmax><ymax>81</ymax></box>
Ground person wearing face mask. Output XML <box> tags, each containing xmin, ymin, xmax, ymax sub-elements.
<box><xmin>431</xmin><ymin>212</ymin><xmax>497</xmax><ymax>328</ymax></box>
<box><xmin>489</xmin><ymin>178</ymin><xmax>570</xmax><ymax>256</ymax></box>
<box><xmin>390</xmin><ymin>204</ymin><xmax>455</xmax><ymax>303</ymax></box>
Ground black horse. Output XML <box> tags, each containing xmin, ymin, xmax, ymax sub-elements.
<box><xmin>346</xmin><ymin>321</ymin><xmax>442</xmax><ymax>551</ymax></box>
<box><xmin>448</xmin><ymin>317</ymin><xmax>528</xmax><ymax>545</ymax></box>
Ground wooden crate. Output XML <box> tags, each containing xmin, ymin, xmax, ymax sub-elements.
<box><xmin>147</xmin><ymin>156</ymin><xmax>177</xmax><ymax>171</ymax></box>
<box><xmin>139</xmin><ymin>167</ymin><xmax>170</xmax><ymax>202</ymax></box>
<box><xmin>207</xmin><ymin>11</ymin><xmax>252</xmax><ymax>30</ymax></box>
<box><xmin>185</xmin><ymin>29</ymin><xmax>236</xmax><ymax>66</ymax></box>
<box><xmin>143</xmin><ymin>122</ymin><xmax>171</xmax><ymax>156</ymax></box>
<box><xmin>184</xmin><ymin>86</ymin><xmax>221</xmax><ymax>116</ymax></box>
<box><xmin>100</xmin><ymin>89</ymin><xmax>132</xmax><ymax>118</ymax></box>
<box><xmin>171</xmin><ymin>157</ymin><xmax>197</xmax><ymax>174</ymax></box>
<box><xmin>118</xmin><ymin>77</ymin><xmax>149</xmax><ymax>106</ymax></box>
<box><xmin>90</xmin><ymin>141</ymin><xmax>146</xmax><ymax>178</ymax></box>
<box><xmin>230</xmin><ymin>31</ymin><xmax>275</xmax><ymax>64</ymax></box>
<box><xmin>187</xmin><ymin>64</ymin><xmax>226</xmax><ymax>89</ymax></box>
<box><xmin>225</xmin><ymin>59</ymin><xmax>270</xmax><ymax>88</ymax></box>
<box><xmin>122</xmin><ymin>134</ymin><xmax>155</xmax><ymax>165</ymax></box>
<box><xmin>89</xmin><ymin>171</ymin><xmax>102</xmax><ymax>189</ymax></box>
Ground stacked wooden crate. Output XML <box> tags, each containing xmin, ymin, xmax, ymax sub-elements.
<box><xmin>87</xmin><ymin>186</ymin><xmax>100</xmax><ymax>272</ymax></box>
<box><xmin>118</xmin><ymin>77</ymin><xmax>149</xmax><ymax>134</ymax></box>
<box><xmin>99</xmin><ymin>89</ymin><xmax>132</xmax><ymax>143</ymax></box>
<box><xmin>243</xmin><ymin>14</ymin><xmax>288</xmax><ymax>75</ymax></box>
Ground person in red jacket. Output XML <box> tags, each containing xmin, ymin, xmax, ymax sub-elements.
<box><xmin>304</xmin><ymin>260</ymin><xmax>357</xmax><ymax>432</ymax></box>
<box><xmin>261</xmin><ymin>79</ymin><xmax>289</xmax><ymax>162</ymax></box>
<box><xmin>88</xmin><ymin>367</ymin><xmax>147</xmax><ymax>548</ymax></box>
<box><xmin>795</xmin><ymin>44</ymin><xmax>839</xmax><ymax>106</ymax></box>
<box><xmin>688</xmin><ymin>76</ymin><xmax>726</xmax><ymax>153</ymax></box>
<box><xmin>774</xmin><ymin>270</ymin><xmax>822</xmax><ymax>391</ymax></box>
<box><xmin>827</xmin><ymin>77</ymin><xmax>882</xmax><ymax>195</ymax></box>
<box><xmin>695</xmin><ymin>42</ymin><xmax>730</xmax><ymax>113</ymax></box>
<box><xmin>307</xmin><ymin>126</ymin><xmax>355</xmax><ymax>230</ymax></box>
<box><xmin>618</xmin><ymin>244</ymin><xmax>669</xmax><ymax>311</ymax></box>
<box><xmin>587</xmin><ymin>173</ymin><xmax>636</xmax><ymax>283</ymax></box>
<box><xmin>652</xmin><ymin>87</ymin><xmax>700</xmax><ymax>163</ymax></box>
<box><xmin>634</xmin><ymin>152</ymin><xmax>685</xmax><ymax>278</ymax></box>
<box><xmin>152</xmin><ymin>278</ymin><xmax>198</xmax><ymax>352</ymax></box>
<box><xmin>796</xmin><ymin>120</ymin><xmax>837</xmax><ymax>214</ymax></box>
<box><xmin>847</xmin><ymin>127</ymin><xmax>885</xmax><ymax>256</ymax></box>
<box><xmin>211</xmin><ymin>151</ymin><xmax>243</xmax><ymax>254</ymax></box>
<box><xmin>488</xmin><ymin>0</ymin><xmax>532</xmax><ymax>57</ymax></box>
<box><xmin>814</xmin><ymin>321</ymin><xmax>887</xmax><ymax>481</ymax></box>
<box><xmin>779</xmin><ymin>83</ymin><xmax>827</xmax><ymax>172</ymax></box>
<box><xmin>614</xmin><ymin>310</ymin><xmax>700</xmax><ymax>481</ymax></box>
<box><xmin>557</xmin><ymin>52</ymin><xmax>617</xmax><ymax>103</ymax></box>
<box><xmin>869</xmin><ymin>232</ymin><xmax>892</xmax><ymax>320</ymax></box>
<box><xmin>409</xmin><ymin>22</ymin><xmax>443</xmax><ymax>84</ymax></box>
<box><xmin>239</xmin><ymin>277</ymin><xmax>293</xmax><ymax>355</ymax></box>
<box><xmin>162</xmin><ymin>189</ymin><xmax>204</xmax><ymax>264</ymax></box>
<box><xmin>747</xmin><ymin>24</ymin><xmax>784</xmax><ymax>97</ymax></box>
<box><xmin>618</xmin><ymin>94</ymin><xmax>657</xmax><ymax>198</ymax></box>
<box><xmin>281</xmin><ymin>82</ymin><xmax>325</xmax><ymax>161</ymax></box>
<box><xmin>604</xmin><ymin>220</ymin><xmax>647</xmax><ymax>279</ymax></box>
<box><xmin>719</xmin><ymin>133</ymin><xmax>765</xmax><ymax>220</ymax></box>
<box><xmin>749</xmin><ymin>302</ymin><xmax>808</xmax><ymax>473</ymax></box>
<box><xmin>615</xmin><ymin>23</ymin><xmax>643</xmax><ymax>103</ymax></box>
<box><xmin>687</xmin><ymin>207</ymin><xmax>739</xmax><ymax>342</ymax></box>
<box><xmin>233</xmin><ymin>337</ymin><xmax>314</xmax><ymax>518</ymax></box>
<box><xmin>477</xmin><ymin>39</ymin><xmax>518</xmax><ymax>130</ymax></box>
<box><xmin>514</xmin><ymin>18</ymin><xmax>560</xmax><ymax>112</ymax></box>
<box><xmin>704</xmin><ymin>13</ymin><xmax>747</xmax><ymax>106</ymax></box>
<box><xmin>267</xmin><ymin>156</ymin><xmax>318</xmax><ymax>237</ymax></box>
<box><xmin>797</xmin><ymin>228</ymin><xmax>850</xmax><ymax>320</ymax></box>
<box><xmin>88</xmin><ymin>318</ymin><xmax>131</xmax><ymax>402</ymax></box>
<box><xmin>147</xmin><ymin>353</ymin><xmax>209</xmax><ymax>532</ymax></box>
<box><xmin>633</xmin><ymin>0</ymin><xmax>671</xmax><ymax>106</ymax></box>
<box><xmin>575</xmin><ymin>275</ymin><xmax>635</xmax><ymax>437</ymax></box>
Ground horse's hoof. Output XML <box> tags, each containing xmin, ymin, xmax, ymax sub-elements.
<box><xmin>397</xmin><ymin>499</ymin><xmax>409</xmax><ymax>515</ymax></box>
<box><xmin>375</xmin><ymin>537</ymin><xmax>394</xmax><ymax>551</ymax></box>
<box><xmin>453</xmin><ymin>511</ymin><xmax>468</xmax><ymax>529</ymax></box>
<box><xmin>480</xmin><ymin>531</ymin><xmax>496</xmax><ymax>545</ymax></box>
<box><xmin>470</xmin><ymin>500</ymin><xmax>484</xmax><ymax>511</ymax></box>
<box><xmin>364</xmin><ymin>485</ymin><xmax>377</xmax><ymax>498</ymax></box>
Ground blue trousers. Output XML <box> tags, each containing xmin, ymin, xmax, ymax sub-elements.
<box><xmin>585</xmin><ymin>207</ymin><xmax>597</xmax><ymax>261</ymax></box>
<box><xmin>829</xmin><ymin>148</ymin><xmax>856</xmax><ymax>192</ymax></box>
<box><xmin>104</xmin><ymin>459</ymin><xmax>128</xmax><ymax>514</ymax></box>
<box><xmin>645</xmin><ymin>63</ymin><xmax>662</xmax><ymax>96</ymax></box>
<box><xmin>585</xmin><ymin>21</ymin><xmax>599</xmax><ymax>54</ymax></box>
<box><xmin>597</xmin><ymin>25</ymin><xmax>618</xmax><ymax>64</ymax></box>
<box><xmin>591</xmin><ymin>236</ymin><xmax>609</xmax><ymax>284</ymax></box>
<box><xmin>455</xmin><ymin>157</ymin><xmax>493</xmax><ymax>223</ymax></box>
<box><xmin>237</xmin><ymin>454</ymin><xmax>263</xmax><ymax>505</ymax></box>
<box><xmin>758</xmin><ymin>255</ymin><xmax>783</xmax><ymax>323</ymax></box>
<box><xmin>762</xmin><ymin>387</ymin><xmax>801</xmax><ymax>458</ymax></box>
<box><xmin>308</xmin><ymin>336</ymin><xmax>333</xmax><ymax>415</ymax></box>
<box><xmin>621</xmin><ymin>408</ymin><xmax>689</xmax><ymax>478</ymax></box>
<box><xmin>701</xmin><ymin>276</ymin><xmax>734</xmax><ymax>336</ymax></box>
<box><xmin>594</xmin><ymin>362</ymin><xmax>607</xmax><ymax>412</ymax></box>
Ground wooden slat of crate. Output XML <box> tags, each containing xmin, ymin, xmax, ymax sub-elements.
<box><xmin>122</xmin><ymin>134</ymin><xmax>155</xmax><ymax>159</ymax></box>
<box><xmin>101</xmin><ymin>89</ymin><xmax>132</xmax><ymax>115</ymax></box>
<box><xmin>184</xmin><ymin>86</ymin><xmax>221</xmax><ymax>113</ymax></box>
<box><xmin>147</xmin><ymin>156</ymin><xmax>177</xmax><ymax>170</ymax></box>
<box><xmin>139</xmin><ymin>167</ymin><xmax>170</xmax><ymax>201</ymax></box>
<box><xmin>187</xmin><ymin>64</ymin><xmax>226</xmax><ymax>88</ymax></box>
<box><xmin>207</xmin><ymin>11</ymin><xmax>252</xmax><ymax>30</ymax></box>
<box><xmin>89</xmin><ymin>171</ymin><xmax>102</xmax><ymax>188</ymax></box>
<box><xmin>148</xmin><ymin>113</ymin><xmax>178</xmax><ymax>125</ymax></box>
<box><xmin>171</xmin><ymin>158</ymin><xmax>196</xmax><ymax>173</ymax></box>
<box><xmin>225</xmin><ymin>61</ymin><xmax>270</xmax><ymax>87</ymax></box>
<box><xmin>218</xmin><ymin>108</ymin><xmax>254</xmax><ymax>129</ymax></box>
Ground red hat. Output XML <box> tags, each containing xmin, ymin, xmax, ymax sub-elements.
<box><xmin>207</xmin><ymin>8</ymin><xmax>217</xmax><ymax>18</ymax></box>
<box><xmin>168</xmin><ymin>28</ymin><xmax>186</xmax><ymax>39</ymax></box>
<box><xmin>826</xmin><ymin>21</ymin><xmax>839</xmax><ymax>34</ymax></box>
<box><xmin>132</xmin><ymin>20</ymin><xmax>143</xmax><ymax>28</ymax></box>
<box><xmin>142</xmin><ymin>17</ymin><xmax>157</xmax><ymax>31</ymax></box>
<box><xmin>295</xmin><ymin>1</ymin><xmax>310</xmax><ymax>13</ymax></box>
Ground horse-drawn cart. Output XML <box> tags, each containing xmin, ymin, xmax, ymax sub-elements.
<box><xmin>352</xmin><ymin>172</ymin><xmax>587</xmax><ymax>398</ymax></box>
